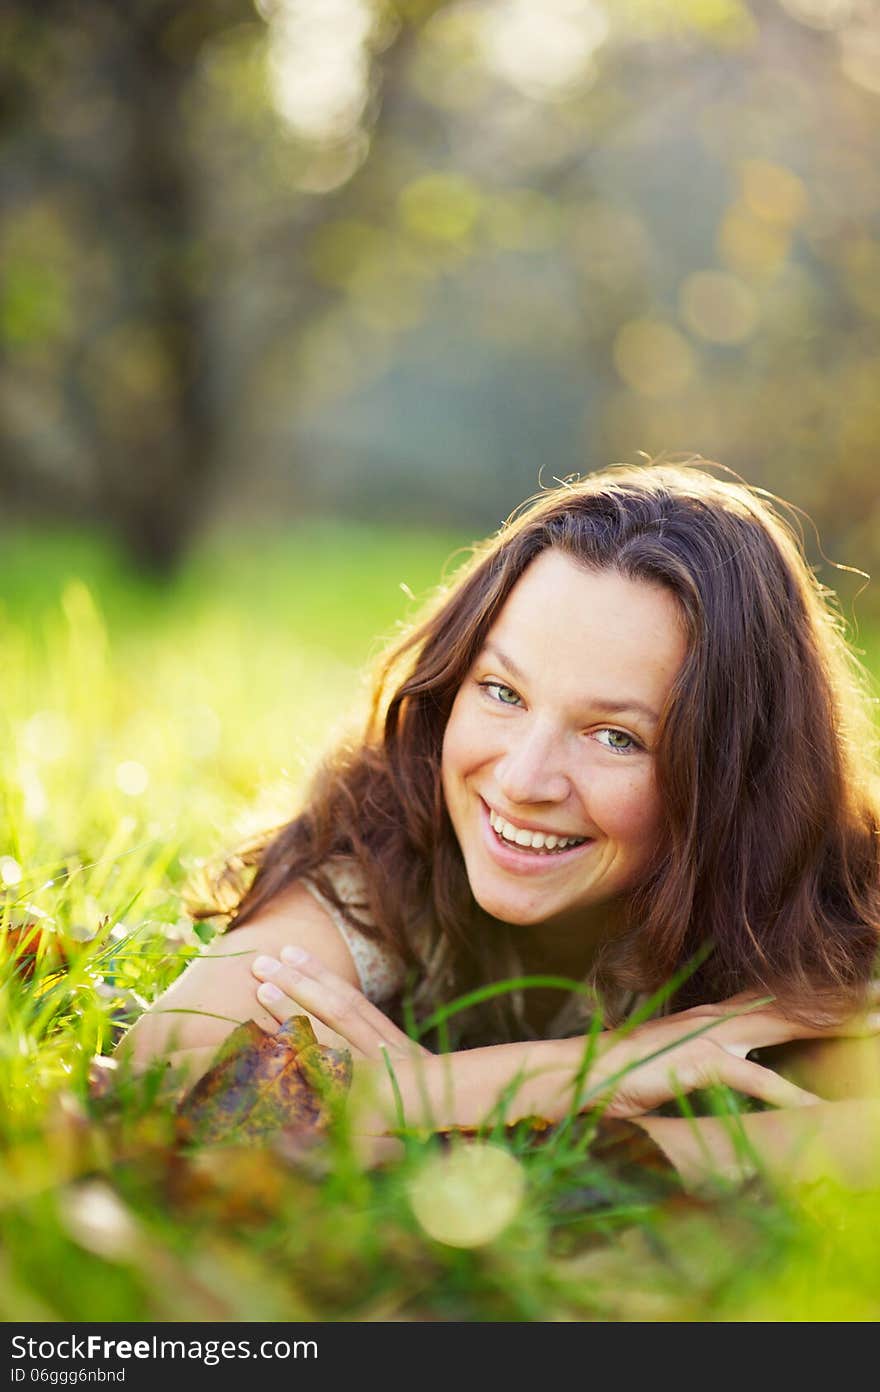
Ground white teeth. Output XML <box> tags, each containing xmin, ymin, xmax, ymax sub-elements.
<box><xmin>488</xmin><ymin>808</ymin><xmax>586</xmax><ymax>853</ymax></box>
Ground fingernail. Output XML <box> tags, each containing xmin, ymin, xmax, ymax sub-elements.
<box><xmin>257</xmin><ymin>981</ymin><xmax>284</xmax><ymax>1004</ymax></box>
<box><xmin>281</xmin><ymin>945</ymin><xmax>308</xmax><ymax>967</ymax></box>
<box><xmin>867</xmin><ymin>1012</ymin><xmax>880</xmax><ymax>1032</ymax></box>
<box><xmin>253</xmin><ymin>955</ymin><xmax>280</xmax><ymax>977</ymax></box>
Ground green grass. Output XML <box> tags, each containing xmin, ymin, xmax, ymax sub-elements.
<box><xmin>2</xmin><ymin>520</ymin><xmax>880</xmax><ymax>1322</ymax></box>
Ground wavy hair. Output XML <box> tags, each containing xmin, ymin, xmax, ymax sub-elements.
<box><xmin>187</xmin><ymin>461</ymin><xmax>880</xmax><ymax>1041</ymax></box>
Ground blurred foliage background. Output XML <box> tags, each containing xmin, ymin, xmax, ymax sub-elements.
<box><xmin>2</xmin><ymin>0</ymin><xmax>879</xmax><ymax>589</ymax></box>
<box><xmin>2</xmin><ymin>2</ymin><xmax>880</xmax><ymax>1321</ymax></box>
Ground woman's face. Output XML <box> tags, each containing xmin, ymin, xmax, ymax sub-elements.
<box><xmin>440</xmin><ymin>549</ymin><xmax>688</xmax><ymax>939</ymax></box>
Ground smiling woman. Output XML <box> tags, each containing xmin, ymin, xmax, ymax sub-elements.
<box><xmin>441</xmin><ymin>555</ymin><xmax>687</xmax><ymax>955</ymax></box>
<box><xmin>116</xmin><ymin>460</ymin><xmax>880</xmax><ymax>1187</ymax></box>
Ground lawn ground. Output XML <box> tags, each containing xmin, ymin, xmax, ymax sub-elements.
<box><xmin>2</xmin><ymin>521</ymin><xmax>880</xmax><ymax>1322</ymax></box>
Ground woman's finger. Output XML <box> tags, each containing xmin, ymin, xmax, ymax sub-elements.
<box><xmin>601</xmin><ymin>1036</ymin><xmax>822</xmax><ymax>1118</ymax></box>
<box><xmin>252</xmin><ymin>977</ymin><xmax>363</xmax><ymax>1055</ymax></box>
<box><xmin>279</xmin><ymin>946</ymin><xmax>430</xmax><ymax>1056</ymax></box>
<box><xmin>251</xmin><ymin>950</ymin><xmax>426</xmax><ymax>1061</ymax></box>
<box><xmin>689</xmin><ymin>1044</ymin><xmax>821</xmax><ymax>1110</ymax></box>
<box><xmin>655</xmin><ymin>991</ymin><xmax>880</xmax><ymax>1049</ymax></box>
<box><xmin>253</xmin><ymin>955</ymin><xmax>386</xmax><ymax>1058</ymax></box>
<box><xmin>715</xmin><ymin>1003</ymin><xmax>880</xmax><ymax>1051</ymax></box>
<box><xmin>625</xmin><ymin>1003</ymin><xmax>788</xmax><ymax>1063</ymax></box>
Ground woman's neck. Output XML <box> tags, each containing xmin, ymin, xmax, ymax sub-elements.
<box><xmin>513</xmin><ymin>899</ymin><xmax>623</xmax><ymax>982</ymax></box>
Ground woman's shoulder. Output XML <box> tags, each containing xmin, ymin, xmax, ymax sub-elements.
<box><xmin>301</xmin><ymin>856</ymin><xmax>407</xmax><ymax>1007</ymax></box>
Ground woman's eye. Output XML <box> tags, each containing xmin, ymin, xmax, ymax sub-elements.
<box><xmin>475</xmin><ymin>685</ymin><xmax>640</xmax><ymax>746</ymax></box>
<box><xmin>594</xmin><ymin>727</ymin><xmax>639</xmax><ymax>754</ymax></box>
<box><xmin>479</xmin><ymin>681</ymin><xmax>522</xmax><ymax>707</ymax></box>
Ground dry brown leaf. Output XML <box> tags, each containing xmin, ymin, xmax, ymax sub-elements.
<box><xmin>1</xmin><ymin>914</ymin><xmax>69</xmax><ymax>980</ymax></box>
<box><xmin>175</xmin><ymin>1013</ymin><xmax>352</xmax><ymax>1147</ymax></box>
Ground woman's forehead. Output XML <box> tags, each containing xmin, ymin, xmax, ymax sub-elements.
<box><xmin>482</xmin><ymin>551</ymin><xmax>688</xmax><ymax>710</ymax></box>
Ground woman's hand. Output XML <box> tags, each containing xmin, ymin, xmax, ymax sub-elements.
<box><xmin>625</xmin><ymin>988</ymin><xmax>880</xmax><ymax>1057</ymax></box>
<box><xmin>592</xmin><ymin>991</ymin><xmax>880</xmax><ymax>1118</ymax></box>
<box><xmin>251</xmin><ymin>947</ymin><xmax>430</xmax><ymax>1063</ymax></box>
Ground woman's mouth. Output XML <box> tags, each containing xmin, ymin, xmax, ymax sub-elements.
<box><xmin>480</xmin><ymin>799</ymin><xmax>594</xmax><ymax>868</ymax></box>
<box><xmin>488</xmin><ymin>805</ymin><xmax>587</xmax><ymax>854</ymax></box>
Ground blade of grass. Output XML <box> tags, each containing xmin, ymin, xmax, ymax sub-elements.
<box><xmin>414</xmin><ymin>974</ymin><xmax>593</xmax><ymax>1038</ymax></box>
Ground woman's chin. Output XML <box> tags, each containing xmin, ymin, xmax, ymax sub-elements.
<box><xmin>468</xmin><ymin>879</ymin><xmax>547</xmax><ymax>926</ymax></box>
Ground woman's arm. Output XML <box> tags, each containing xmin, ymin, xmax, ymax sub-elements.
<box><xmin>113</xmin><ymin>881</ymin><xmax>369</xmax><ymax>1076</ymax></box>
<box><xmin>250</xmin><ymin>947</ymin><xmax>820</xmax><ymax>1132</ymax></box>
<box><xmin>251</xmin><ymin>951</ymin><xmax>880</xmax><ymax>1191</ymax></box>
<box><xmin>637</xmin><ymin>1100</ymin><xmax>880</xmax><ymax>1191</ymax></box>
<box><xmin>344</xmin><ymin>1024</ymin><xmax>818</xmax><ymax>1134</ymax></box>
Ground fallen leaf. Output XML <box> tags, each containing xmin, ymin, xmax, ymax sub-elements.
<box><xmin>1</xmin><ymin>913</ymin><xmax>68</xmax><ymax>980</ymax></box>
<box><xmin>175</xmin><ymin>1014</ymin><xmax>352</xmax><ymax>1147</ymax></box>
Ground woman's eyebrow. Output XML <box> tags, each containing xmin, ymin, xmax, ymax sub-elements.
<box><xmin>480</xmin><ymin>641</ymin><xmax>660</xmax><ymax>726</ymax></box>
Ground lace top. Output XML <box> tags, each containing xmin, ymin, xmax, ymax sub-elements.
<box><xmin>301</xmin><ymin>859</ymin><xmax>407</xmax><ymax>1005</ymax></box>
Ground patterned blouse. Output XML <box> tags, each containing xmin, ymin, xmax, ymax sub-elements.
<box><xmin>301</xmin><ymin>858</ymin><xmax>407</xmax><ymax>1005</ymax></box>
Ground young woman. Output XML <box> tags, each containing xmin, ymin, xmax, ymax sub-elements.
<box><xmin>118</xmin><ymin>461</ymin><xmax>880</xmax><ymax>1186</ymax></box>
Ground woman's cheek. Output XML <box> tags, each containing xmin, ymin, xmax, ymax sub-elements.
<box><xmin>443</xmin><ymin>693</ymin><xmax>492</xmax><ymax>772</ymax></box>
<box><xmin>440</xmin><ymin>705</ymin><xmax>478</xmax><ymax>814</ymax></box>
<box><xmin>602</xmin><ymin>767</ymin><xmax>663</xmax><ymax>841</ymax></box>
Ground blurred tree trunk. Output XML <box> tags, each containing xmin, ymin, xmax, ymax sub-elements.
<box><xmin>83</xmin><ymin>0</ymin><xmax>251</xmax><ymax>576</ymax></box>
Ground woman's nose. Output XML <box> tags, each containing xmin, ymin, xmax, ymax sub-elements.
<box><xmin>495</xmin><ymin>723</ymin><xmax>570</xmax><ymax>806</ymax></box>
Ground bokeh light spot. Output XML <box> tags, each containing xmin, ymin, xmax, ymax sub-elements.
<box><xmin>19</xmin><ymin>710</ymin><xmax>71</xmax><ymax>764</ymax></box>
<box><xmin>679</xmin><ymin>270</ymin><xmax>759</xmax><ymax>344</ymax></box>
<box><xmin>717</xmin><ymin>205</ymin><xmax>790</xmax><ymax>277</ymax></box>
<box><xmin>59</xmin><ymin>1181</ymin><xmax>139</xmax><ymax>1260</ymax></box>
<box><xmin>398</xmin><ymin>174</ymin><xmax>481</xmax><ymax>244</ymax></box>
<box><xmin>264</xmin><ymin>0</ymin><xmax>376</xmax><ymax>144</ymax></box>
<box><xmin>0</xmin><ymin>857</ymin><xmax>23</xmax><ymax>887</ymax></box>
<box><xmin>406</xmin><ymin>1142</ymin><xmax>526</xmax><ymax>1248</ymax></box>
<box><xmin>740</xmin><ymin>160</ymin><xmax>808</xmax><ymax>226</ymax></box>
<box><xmin>115</xmin><ymin>761</ymin><xmax>149</xmax><ymax>796</ymax></box>
<box><xmin>481</xmin><ymin>0</ymin><xmax>609</xmax><ymax>101</ymax></box>
<box><xmin>613</xmin><ymin>319</ymin><xmax>695</xmax><ymax>396</ymax></box>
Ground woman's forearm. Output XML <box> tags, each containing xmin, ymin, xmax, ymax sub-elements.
<box><xmin>114</xmin><ymin>1028</ymin><xmax>880</xmax><ymax>1193</ymax></box>
<box><xmin>636</xmin><ymin>1100</ymin><xmax>880</xmax><ymax>1191</ymax></box>
<box><xmin>350</xmin><ymin>1036</ymin><xmax>587</xmax><ymax>1132</ymax></box>
<box><xmin>349</xmin><ymin>1044</ymin><xmax>880</xmax><ymax>1194</ymax></box>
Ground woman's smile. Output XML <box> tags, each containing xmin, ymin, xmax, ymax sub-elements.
<box><xmin>481</xmin><ymin>798</ymin><xmax>594</xmax><ymax>869</ymax></box>
<box><xmin>440</xmin><ymin>549</ymin><xmax>688</xmax><ymax>935</ymax></box>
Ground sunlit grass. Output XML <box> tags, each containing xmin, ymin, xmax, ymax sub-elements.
<box><xmin>2</xmin><ymin>521</ymin><xmax>880</xmax><ymax>1321</ymax></box>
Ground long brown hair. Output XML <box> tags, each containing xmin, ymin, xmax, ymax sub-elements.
<box><xmin>188</xmin><ymin>461</ymin><xmax>880</xmax><ymax>1040</ymax></box>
